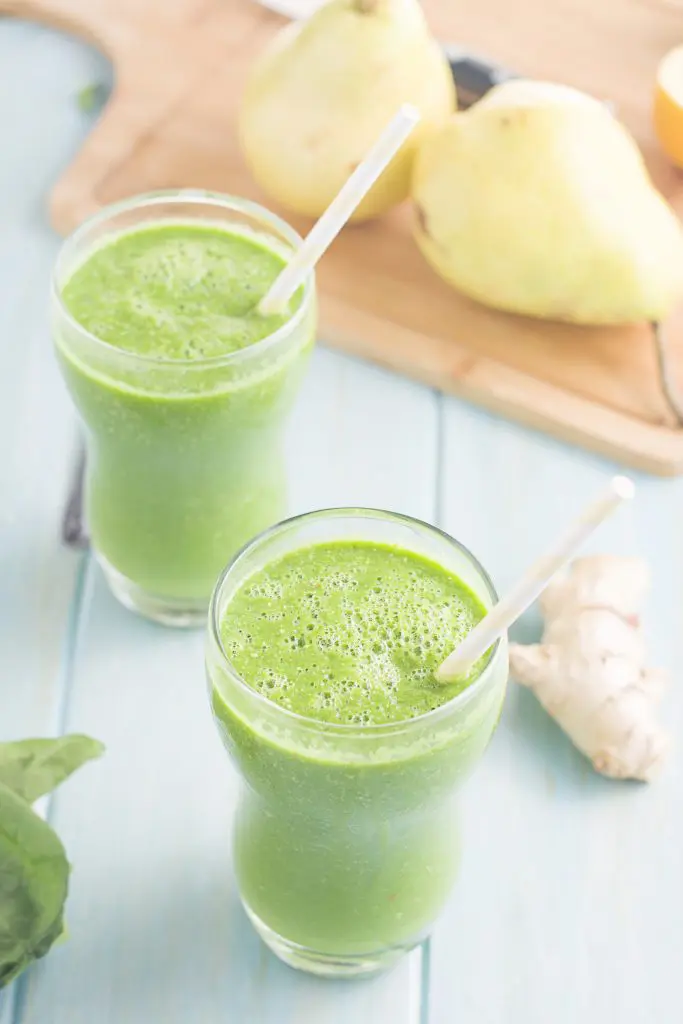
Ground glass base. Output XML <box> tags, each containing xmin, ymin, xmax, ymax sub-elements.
<box><xmin>243</xmin><ymin>902</ymin><xmax>413</xmax><ymax>978</ymax></box>
<box><xmin>97</xmin><ymin>555</ymin><xmax>208</xmax><ymax>628</ymax></box>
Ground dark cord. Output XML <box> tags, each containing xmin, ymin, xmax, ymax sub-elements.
<box><xmin>651</xmin><ymin>322</ymin><xmax>683</xmax><ymax>427</ymax></box>
<box><xmin>61</xmin><ymin>442</ymin><xmax>89</xmax><ymax>549</ymax></box>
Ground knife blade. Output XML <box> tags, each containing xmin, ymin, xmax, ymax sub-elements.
<box><xmin>62</xmin><ymin>442</ymin><xmax>89</xmax><ymax>549</ymax></box>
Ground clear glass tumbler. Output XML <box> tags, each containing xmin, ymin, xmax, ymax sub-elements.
<box><xmin>52</xmin><ymin>190</ymin><xmax>317</xmax><ymax>627</ymax></box>
<box><xmin>206</xmin><ymin>508</ymin><xmax>508</xmax><ymax>978</ymax></box>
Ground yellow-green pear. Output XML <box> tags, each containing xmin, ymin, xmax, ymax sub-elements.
<box><xmin>239</xmin><ymin>0</ymin><xmax>455</xmax><ymax>222</ymax></box>
<box><xmin>412</xmin><ymin>80</ymin><xmax>683</xmax><ymax>324</ymax></box>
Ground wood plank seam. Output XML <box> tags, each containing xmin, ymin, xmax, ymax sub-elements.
<box><xmin>12</xmin><ymin>554</ymin><xmax>92</xmax><ymax>1024</ymax></box>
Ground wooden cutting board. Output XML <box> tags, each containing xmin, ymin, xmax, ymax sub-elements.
<box><xmin>5</xmin><ymin>0</ymin><xmax>683</xmax><ymax>473</ymax></box>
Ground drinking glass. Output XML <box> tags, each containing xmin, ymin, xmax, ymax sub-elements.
<box><xmin>207</xmin><ymin>508</ymin><xmax>508</xmax><ymax>977</ymax></box>
<box><xmin>52</xmin><ymin>191</ymin><xmax>316</xmax><ymax>626</ymax></box>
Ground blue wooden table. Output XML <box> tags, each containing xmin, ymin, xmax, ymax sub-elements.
<box><xmin>1</xmin><ymin>18</ymin><xmax>681</xmax><ymax>1024</ymax></box>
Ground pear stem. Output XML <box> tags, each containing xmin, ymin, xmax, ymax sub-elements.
<box><xmin>354</xmin><ymin>0</ymin><xmax>379</xmax><ymax>12</ymax></box>
<box><xmin>651</xmin><ymin>321</ymin><xmax>683</xmax><ymax>427</ymax></box>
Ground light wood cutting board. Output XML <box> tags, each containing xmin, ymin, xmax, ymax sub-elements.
<box><xmin>4</xmin><ymin>0</ymin><xmax>683</xmax><ymax>473</ymax></box>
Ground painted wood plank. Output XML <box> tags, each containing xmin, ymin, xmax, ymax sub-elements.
<box><xmin>19</xmin><ymin>349</ymin><xmax>437</xmax><ymax>1024</ymax></box>
<box><xmin>0</xmin><ymin>20</ymin><xmax>113</xmax><ymax>1022</ymax></box>
<box><xmin>0</xmin><ymin>15</ymin><xmax>108</xmax><ymax>734</ymax></box>
<box><xmin>287</xmin><ymin>350</ymin><xmax>439</xmax><ymax>517</ymax></box>
<box><xmin>428</xmin><ymin>401</ymin><xmax>683</xmax><ymax>1024</ymax></box>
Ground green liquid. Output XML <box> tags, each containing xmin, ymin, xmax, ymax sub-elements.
<box><xmin>62</xmin><ymin>224</ymin><xmax>296</xmax><ymax>359</ymax></box>
<box><xmin>221</xmin><ymin>541</ymin><xmax>485</xmax><ymax>724</ymax></box>
<box><xmin>210</xmin><ymin>540</ymin><xmax>507</xmax><ymax>959</ymax></box>
<box><xmin>56</xmin><ymin>222</ymin><xmax>315</xmax><ymax>604</ymax></box>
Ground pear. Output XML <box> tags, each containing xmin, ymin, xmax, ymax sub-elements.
<box><xmin>239</xmin><ymin>0</ymin><xmax>455</xmax><ymax>222</ymax></box>
<box><xmin>412</xmin><ymin>80</ymin><xmax>683</xmax><ymax>324</ymax></box>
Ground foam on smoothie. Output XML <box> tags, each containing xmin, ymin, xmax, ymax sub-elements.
<box><xmin>221</xmin><ymin>541</ymin><xmax>487</xmax><ymax>726</ymax></box>
<box><xmin>62</xmin><ymin>222</ymin><xmax>300</xmax><ymax>360</ymax></box>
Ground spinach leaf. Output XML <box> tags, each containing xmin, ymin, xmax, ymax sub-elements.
<box><xmin>75</xmin><ymin>82</ymin><xmax>108</xmax><ymax>114</ymax></box>
<box><xmin>0</xmin><ymin>735</ymin><xmax>104</xmax><ymax>804</ymax></box>
<box><xmin>0</xmin><ymin>783</ymin><xmax>68</xmax><ymax>989</ymax></box>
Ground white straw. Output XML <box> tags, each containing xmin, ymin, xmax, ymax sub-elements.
<box><xmin>435</xmin><ymin>475</ymin><xmax>636</xmax><ymax>683</ymax></box>
<box><xmin>258</xmin><ymin>104</ymin><xmax>420</xmax><ymax>316</ymax></box>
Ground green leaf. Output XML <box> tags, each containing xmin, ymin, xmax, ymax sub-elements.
<box><xmin>0</xmin><ymin>735</ymin><xmax>104</xmax><ymax>805</ymax></box>
<box><xmin>0</xmin><ymin>783</ymin><xmax>69</xmax><ymax>989</ymax></box>
<box><xmin>76</xmin><ymin>82</ymin><xmax>107</xmax><ymax>113</ymax></box>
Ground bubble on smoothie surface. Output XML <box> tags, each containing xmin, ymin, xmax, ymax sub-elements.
<box><xmin>61</xmin><ymin>223</ymin><xmax>302</xmax><ymax>360</ymax></box>
<box><xmin>220</xmin><ymin>542</ymin><xmax>486</xmax><ymax>726</ymax></box>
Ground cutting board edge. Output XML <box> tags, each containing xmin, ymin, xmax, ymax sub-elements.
<box><xmin>322</xmin><ymin>321</ymin><xmax>683</xmax><ymax>477</ymax></box>
<box><xmin>0</xmin><ymin>0</ymin><xmax>121</xmax><ymax>54</ymax></box>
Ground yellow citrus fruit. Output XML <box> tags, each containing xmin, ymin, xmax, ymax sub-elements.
<box><xmin>654</xmin><ymin>44</ymin><xmax>683</xmax><ymax>168</ymax></box>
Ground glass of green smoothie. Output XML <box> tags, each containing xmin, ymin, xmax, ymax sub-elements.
<box><xmin>52</xmin><ymin>191</ymin><xmax>316</xmax><ymax>626</ymax></box>
<box><xmin>206</xmin><ymin>508</ymin><xmax>508</xmax><ymax>978</ymax></box>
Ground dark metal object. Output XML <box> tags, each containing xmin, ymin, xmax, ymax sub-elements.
<box><xmin>445</xmin><ymin>49</ymin><xmax>517</xmax><ymax>108</ymax></box>
<box><xmin>61</xmin><ymin>442</ymin><xmax>89</xmax><ymax>549</ymax></box>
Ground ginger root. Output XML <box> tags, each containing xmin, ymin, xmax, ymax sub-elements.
<box><xmin>509</xmin><ymin>556</ymin><xmax>669</xmax><ymax>782</ymax></box>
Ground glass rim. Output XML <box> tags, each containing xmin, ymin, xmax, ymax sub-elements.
<box><xmin>51</xmin><ymin>188</ymin><xmax>315</xmax><ymax>370</ymax></box>
<box><xmin>209</xmin><ymin>507</ymin><xmax>503</xmax><ymax>737</ymax></box>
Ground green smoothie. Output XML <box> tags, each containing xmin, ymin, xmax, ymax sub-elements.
<box><xmin>62</xmin><ymin>224</ymin><xmax>297</xmax><ymax>360</ymax></box>
<box><xmin>53</xmin><ymin>202</ymin><xmax>316</xmax><ymax>620</ymax></box>
<box><xmin>209</xmin><ymin>533</ymin><xmax>508</xmax><ymax>971</ymax></box>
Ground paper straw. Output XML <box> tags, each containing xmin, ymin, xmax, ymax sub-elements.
<box><xmin>258</xmin><ymin>104</ymin><xmax>420</xmax><ymax>316</ymax></box>
<box><xmin>435</xmin><ymin>475</ymin><xmax>636</xmax><ymax>683</ymax></box>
